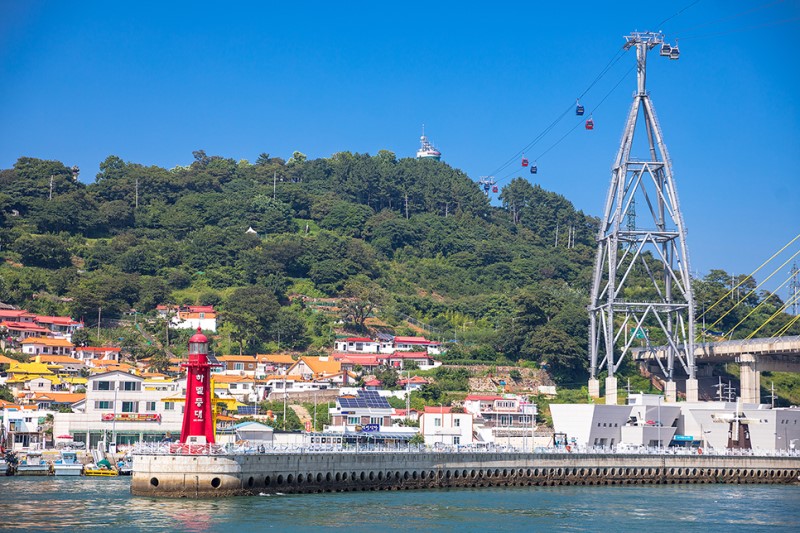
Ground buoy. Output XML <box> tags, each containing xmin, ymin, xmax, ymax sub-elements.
<box><xmin>697</xmin><ymin>447</ymin><xmax>703</xmax><ymax>455</ymax></box>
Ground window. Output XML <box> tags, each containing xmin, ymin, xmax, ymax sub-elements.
<box><xmin>95</xmin><ymin>401</ymin><xmax>112</xmax><ymax>410</ymax></box>
<box><xmin>369</xmin><ymin>417</ymin><xmax>381</xmax><ymax>425</ymax></box>
<box><xmin>164</xmin><ymin>402</ymin><xmax>174</xmax><ymax>411</ymax></box>
<box><xmin>500</xmin><ymin>415</ymin><xmax>512</xmax><ymax>426</ymax></box>
<box><xmin>122</xmin><ymin>381</ymin><xmax>140</xmax><ymax>391</ymax></box>
<box><xmin>234</xmin><ymin>363</ymin><xmax>244</xmax><ymax>370</ymax></box>
<box><xmin>94</xmin><ymin>381</ymin><xmax>111</xmax><ymax>391</ymax></box>
<box><xmin>453</xmin><ymin>436</ymin><xmax>460</xmax><ymax>445</ymax></box>
<box><xmin>121</xmin><ymin>401</ymin><xmax>138</xmax><ymax>413</ymax></box>
<box><xmin>230</xmin><ymin>384</ymin><xmax>238</xmax><ymax>390</ymax></box>
<box><xmin>434</xmin><ymin>417</ymin><xmax>441</xmax><ymax>427</ymax></box>
<box><xmin>347</xmin><ymin>416</ymin><xmax>359</xmax><ymax>425</ymax></box>
<box><xmin>454</xmin><ymin>419</ymin><xmax>461</xmax><ymax>427</ymax></box>
<box><xmin>145</xmin><ymin>402</ymin><xmax>157</xmax><ymax>411</ymax></box>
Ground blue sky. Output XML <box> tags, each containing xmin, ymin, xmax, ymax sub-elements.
<box><xmin>1</xmin><ymin>1</ymin><xmax>799</xmax><ymax>300</ymax></box>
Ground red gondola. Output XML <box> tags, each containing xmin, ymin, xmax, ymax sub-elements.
<box><xmin>521</xmin><ymin>157</ymin><xmax>529</xmax><ymax>167</ymax></box>
<box><xmin>491</xmin><ymin>186</ymin><xmax>498</xmax><ymax>193</ymax></box>
<box><xmin>585</xmin><ymin>117</ymin><xmax>594</xmax><ymax>130</ymax></box>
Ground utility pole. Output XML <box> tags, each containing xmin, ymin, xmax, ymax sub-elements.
<box><xmin>588</xmin><ymin>31</ymin><xmax>695</xmax><ymax>404</ymax></box>
<box><xmin>135</xmin><ymin>178</ymin><xmax>139</xmax><ymax>208</ymax></box>
<box><xmin>97</xmin><ymin>307</ymin><xmax>101</xmax><ymax>343</ymax></box>
<box><xmin>49</xmin><ymin>175</ymin><xmax>54</xmax><ymax>201</ymax></box>
<box><xmin>273</xmin><ymin>171</ymin><xmax>277</xmax><ymax>200</ymax></box>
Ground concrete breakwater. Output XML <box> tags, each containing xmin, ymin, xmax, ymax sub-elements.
<box><xmin>131</xmin><ymin>450</ymin><xmax>800</xmax><ymax>498</ymax></box>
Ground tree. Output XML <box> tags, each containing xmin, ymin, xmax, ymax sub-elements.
<box><xmin>11</xmin><ymin>234</ymin><xmax>72</xmax><ymax>268</ymax></box>
<box><xmin>341</xmin><ymin>276</ymin><xmax>385</xmax><ymax>328</ymax></box>
<box><xmin>220</xmin><ymin>285</ymin><xmax>280</xmax><ymax>354</ymax></box>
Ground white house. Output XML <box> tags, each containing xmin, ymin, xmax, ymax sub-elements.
<box><xmin>420</xmin><ymin>406</ymin><xmax>473</xmax><ymax>446</ymax></box>
<box><xmin>20</xmin><ymin>337</ymin><xmax>74</xmax><ymax>356</ymax></box>
<box><xmin>53</xmin><ymin>371</ymin><xmax>183</xmax><ymax>450</ymax></box>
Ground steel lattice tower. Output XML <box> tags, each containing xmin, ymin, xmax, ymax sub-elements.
<box><xmin>588</xmin><ymin>32</ymin><xmax>696</xmax><ymax>404</ymax></box>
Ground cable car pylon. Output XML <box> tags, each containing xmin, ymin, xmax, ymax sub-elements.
<box><xmin>588</xmin><ymin>31</ymin><xmax>696</xmax><ymax>405</ymax></box>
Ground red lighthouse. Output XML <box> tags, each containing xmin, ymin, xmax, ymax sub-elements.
<box><xmin>179</xmin><ymin>328</ymin><xmax>219</xmax><ymax>444</ymax></box>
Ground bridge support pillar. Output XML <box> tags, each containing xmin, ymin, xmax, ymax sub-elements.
<box><xmin>685</xmin><ymin>378</ymin><xmax>698</xmax><ymax>403</ymax></box>
<box><xmin>664</xmin><ymin>381</ymin><xmax>677</xmax><ymax>402</ymax></box>
<box><xmin>738</xmin><ymin>353</ymin><xmax>761</xmax><ymax>404</ymax></box>
<box><xmin>605</xmin><ymin>376</ymin><xmax>618</xmax><ymax>405</ymax></box>
<box><xmin>588</xmin><ymin>378</ymin><xmax>600</xmax><ymax>399</ymax></box>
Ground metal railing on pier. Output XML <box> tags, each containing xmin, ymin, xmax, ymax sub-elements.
<box><xmin>131</xmin><ymin>442</ymin><xmax>800</xmax><ymax>458</ymax></box>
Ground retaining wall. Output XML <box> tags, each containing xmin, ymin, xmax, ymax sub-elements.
<box><xmin>131</xmin><ymin>451</ymin><xmax>800</xmax><ymax>498</ymax></box>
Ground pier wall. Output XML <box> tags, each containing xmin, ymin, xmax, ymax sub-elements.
<box><xmin>131</xmin><ymin>452</ymin><xmax>800</xmax><ymax>498</ymax></box>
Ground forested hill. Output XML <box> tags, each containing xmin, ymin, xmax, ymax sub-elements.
<box><xmin>0</xmin><ymin>151</ymin><xmax>596</xmax><ymax>377</ymax></box>
<box><xmin>3</xmin><ymin>151</ymin><xmax>793</xmax><ymax>383</ymax></box>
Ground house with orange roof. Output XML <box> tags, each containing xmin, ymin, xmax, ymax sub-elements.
<box><xmin>37</xmin><ymin>355</ymin><xmax>86</xmax><ymax>375</ymax></box>
<box><xmin>216</xmin><ymin>354</ymin><xmax>258</xmax><ymax>375</ymax></box>
<box><xmin>20</xmin><ymin>336</ymin><xmax>74</xmax><ymax>356</ymax></box>
<box><xmin>0</xmin><ymin>353</ymin><xmax>17</xmax><ymax>366</ymax></box>
<box><xmin>29</xmin><ymin>392</ymin><xmax>85</xmax><ymax>410</ymax></box>
<box><xmin>287</xmin><ymin>357</ymin><xmax>342</xmax><ymax>381</ymax></box>
<box><xmin>256</xmin><ymin>353</ymin><xmax>295</xmax><ymax>377</ymax></box>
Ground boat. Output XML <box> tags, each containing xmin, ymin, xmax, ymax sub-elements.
<box><xmin>16</xmin><ymin>451</ymin><xmax>52</xmax><ymax>476</ymax></box>
<box><xmin>84</xmin><ymin>458</ymin><xmax>118</xmax><ymax>477</ymax></box>
<box><xmin>117</xmin><ymin>455</ymin><xmax>133</xmax><ymax>476</ymax></box>
<box><xmin>53</xmin><ymin>451</ymin><xmax>84</xmax><ymax>476</ymax></box>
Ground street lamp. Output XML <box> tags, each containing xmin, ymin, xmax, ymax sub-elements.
<box><xmin>657</xmin><ymin>395</ymin><xmax>662</xmax><ymax>452</ymax></box>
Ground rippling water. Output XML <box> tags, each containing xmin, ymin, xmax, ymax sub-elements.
<box><xmin>1</xmin><ymin>477</ymin><xmax>798</xmax><ymax>532</ymax></box>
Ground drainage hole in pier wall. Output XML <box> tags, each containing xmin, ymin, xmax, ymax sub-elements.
<box><xmin>527</xmin><ymin>469</ymin><xmax>532</xmax><ymax>477</ymax></box>
<box><xmin>470</xmin><ymin>470</ymin><xmax>475</xmax><ymax>478</ymax></box>
<box><xmin>431</xmin><ymin>470</ymin><xmax>436</xmax><ymax>480</ymax></box>
<box><xmin>248</xmin><ymin>476</ymin><xmax>255</xmax><ymax>487</ymax></box>
<box><xmin>327</xmin><ymin>473</ymin><xmax>332</xmax><ymax>482</ymax></box>
<box><xmin>495</xmin><ymin>469</ymin><xmax>501</xmax><ymax>477</ymax></box>
<box><xmin>453</xmin><ymin>471</ymin><xmax>459</xmax><ymax>479</ymax></box>
<box><xmin>211</xmin><ymin>478</ymin><xmax>221</xmax><ymax>489</ymax></box>
<box><xmin>298</xmin><ymin>474</ymin><xmax>304</xmax><ymax>483</ymax></box>
<box><xmin>412</xmin><ymin>471</ymin><xmax>418</xmax><ymax>480</ymax></box>
<box><xmin>150</xmin><ymin>477</ymin><xmax>159</xmax><ymax>487</ymax></box>
<box><xmin>471</xmin><ymin>470</ymin><xmax>477</xmax><ymax>479</ymax></box>
<box><xmin>317</xmin><ymin>473</ymin><xmax>323</xmax><ymax>482</ymax></box>
<box><xmin>287</xmin><ymin>475</ymin><xmax>294</xmax><ymax>484</ymax></box>
<box><xmin>420</xmin><ymin>471</ymin><xmax>426</xmax><ymax>480</ymax></box>
<box><xmin>265</xmin><ymin>476</ymin><xmax>270</xmax><ymax>487</ymax></box>
<box><xmin>277</xmin><ymin>475</ymin><xmax>284</xmax><ymax>485</ymax></box>
<box><xmin>360</xmin><ymin>472</ymin><xmax>366</xmax><ymax>481</ymax></box>
<box><xmin>446</xmin><ymin>471</ymin><xmax>451</xmax><ymax>479</ymax></box>
<box><xmin>502</xmin><ymin>469</ymin><xmax>508</xmax><ymax>478</ymax></box>
<box><xmin>403</xmin><ymin>471</ymin><xmax>408</xmax><ymax>480</ymax></box>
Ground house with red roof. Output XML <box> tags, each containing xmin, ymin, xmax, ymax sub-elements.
<box><xmin>420</xmin><ymin>406</ymin><xmax>473</xmax><ymax>446</ymax></box>
<box><xmin>156</xmin><ymin>304</ymin><xmax>217</xmax><ymax>332</ymax></box>
<box><xmin>393</xmin><ymin>336</ymin><xmax>442</xmax><ymax>355</ymax></box>
<box><xmin>74</xmin><ymin>346</ymin><xmax>121</xmax><ymax>365</ymax></box>
<box><xmin>333</xmin><ymin>337</ymin><xmax>390</xmax><ymax>354</ymax></box>
<box><xmin>33</xmin><ymin>315</ymin><xmax>84</xmax><ymax>340</ymax></box>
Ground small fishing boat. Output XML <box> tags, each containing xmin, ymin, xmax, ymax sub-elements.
<box><xmin>53</xmin><ymin>451</ymin><xmax>84</xmax><ymax>476</ymax></box>
<box><xmin>16</xmin><ymin>451</ymin><xmax>51</xmax><ymax>476</ymax></box>
<box><xmin>84</xmin><ymin>458</ymin><xmax>118</xmax><ymax>477</ymax></box>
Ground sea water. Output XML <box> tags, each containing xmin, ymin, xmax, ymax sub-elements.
<box><xmin>0</xmin><ymin>477</ymin><xmax>798</xmax><ymax>532</ymax></box>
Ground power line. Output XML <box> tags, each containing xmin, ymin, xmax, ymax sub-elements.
<box><xmin>655</xmin><ymin>0</ymin><xmax>703</xmax><ymax>29</ymax></box>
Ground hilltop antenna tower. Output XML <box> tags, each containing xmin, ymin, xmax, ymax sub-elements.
<box><xmin>588</xmin><ymin>31</ymin><xmax>696</xmax><ymax>404</ymax></box>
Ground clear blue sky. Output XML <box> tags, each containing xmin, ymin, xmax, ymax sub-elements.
<box><xmin>1</xmin><ymin>1</ymin><xmax>799</xmax><ymax>299</ymax></box>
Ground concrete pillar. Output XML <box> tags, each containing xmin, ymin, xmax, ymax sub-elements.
<box><xmin>738</xmin><ymin>353</ymin><xmax>760</xmax><ymax>404</ymax></box>
<box><xmin>588</xmin><ymin>378</ymin><xmax>600</xmax><ymax>399</ymax></box>
<box><xmin>605</xmin><ymin>376</ymin><xmax>618</xmax><ymax>405</ymax></box>
<box><xmin>664</xmin><ymin>381</ymin><xmax>677</xmax><ymax>402</ymax></box>
<box><xmin>685</xmin><ymin>378</ymin><xmax>698</xmax><ymax>403</ymax></box>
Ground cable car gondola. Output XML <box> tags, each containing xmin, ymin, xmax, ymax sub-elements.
<box><xmin>521</xmin><ymin>157</ymin><xmax>529</xmax><ymax>167</ymax></box>
<box><xmin>575</xmin><ymin>100</ymin><xmax>585</xmax><ymax>116</ymax></box>
<box><xmin>530</xmin><ymin>162</ymin><xmax>538</xmax><ymax>174</ymax></box>
<box><xmin>491</xmin><ymin>186</ymin><xmax>498</xmax><ymax>193</ymax></box>
<box><xmin>659</xmin><ymin>43</ymin><xmax>671</xmax><ymax>57</ymax></box>
<box><xmin>669</xmin><ymin>44</ymin><xmax>680</xmax><ymax>60</ymax></box>
<box><xmin>585</xmin><ymin>116</ymin><xmax>594</xmax><ymax>130</ymax></box>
